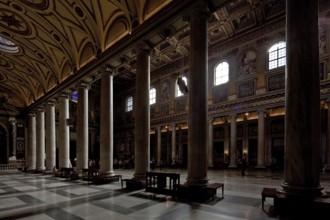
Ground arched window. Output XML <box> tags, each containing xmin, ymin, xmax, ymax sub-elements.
<box><xmin>126</xmin><ymin>96</ymin><xmax>133</xmax><ymax>112</ymax></box>
<box><xmin>150</xmin><ymin>88</ymin><xmax>156</xmax><ymax>105</ymax></box>
<box><xmin>268</xmin><ymin>41</ymin><xmax>286</xmax><ymax>70</ymax></box>
<box><xmin>176</xmin><ymin>76</ymin><xmax>188</xmax><ymax>97</ymax></box>
<box><xmin>214</xmin><ymin>62</ymin><xmax>229</xmax><ymax>85</ymax></box>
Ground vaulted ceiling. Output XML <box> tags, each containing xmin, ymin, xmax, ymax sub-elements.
<box><xmin>0</xmin><ymin>0</ymin><xmax>327</xmax><ymax>113</ymax></box>
<box><xmin>0</xmin><ymin>0</ymin><xmax>178</xmax><ymax>110</ymax></box>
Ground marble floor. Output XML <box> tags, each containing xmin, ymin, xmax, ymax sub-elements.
<box><xmin>0</xmin><ymin>168</ymin><xmax>329</xmax><ymax>220</ymax></box>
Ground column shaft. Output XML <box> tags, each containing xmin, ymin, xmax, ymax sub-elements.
<box><xmin>229</xmin><ymin>115</ymin><xmax>237</xmax><ymax>168</ymax></box>
<box><xmin>171</xmin><ymin>123</ymin><xmax>176</xmax><ymax>164</ymax></box>
<box><xmin>58</xmin><ymin>95</ymin><xmax>70</xmax><ymax>168</ymax></box>
<box><xmin>208</xmin><ymin>118</ymin><xmax>214</xmax><ymax>167</ymax></box>
<box><xmin>76</xmin><ymin>84</ymin><xmax>89</xmax><ymax>172</ymax></box>
<box><xmin>9</xmin><ymin>118</ymin><xmax>16</xmax><ymax>158</ymax></box>
<box><xmin>46</xmin><ymin>101</ymin><xmax>56</xmax><ymax>170</ymax></box>
<box><xmin>282</xmin><ymin>0</ymin><xmax>322</xmax><ymax>197</ymax></box>
<box><xmin>27</xmin><ymin>113</ymin><xmax>36</xmax><ymax>170</ymax></box>
<box><xmin>326</xmin><ymin>105</ymin><xmax>330</xmax><ymax>170</ymax></box>
<box><xmin>134</xmin><ymin>43</ymin><xmax>151</xmax><ymax>180</ymax></box>
<box><xmin>100</xmin><ymin>71</ymin><xmax>114</xmax><ymax>176</ymax></box>
<box><xmin>187</xmin><ymin>3</ymin><xmax>209</xmax><ymax>186</ymax></box>
<box><xmin>224</xmin><ymin>121</ymin><xmax>229</xmax><ymax>165</ymax></box>
<box><xmin>157</xmin><ymin>126</ymin><xmax>161</xmax><ymax>165</ymax></box>
<box><xmin>36</xmin><ymin>109</ymin><xmax>45</xmax><ymax>171</ymax></box>
<box><xmin>257</xmin><ymin>110</ymin><xmax>265</xmax><ymax>168</ymax></box>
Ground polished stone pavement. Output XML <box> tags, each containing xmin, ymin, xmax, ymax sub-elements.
<box><xmin>0</xmin><ymin>168</ymin><xmax>329</xmax><ymax>220</ymax></box>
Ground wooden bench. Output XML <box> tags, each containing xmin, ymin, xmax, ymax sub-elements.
<box><xmin>145</xmin><ymin>171</ymin><xmax>180</xmax><ymax>196</ymax></box>
<box><xmin>261</xmin><ymin>187</ymin><xmax>277</xmax><ymax>209</ymax></box>
<box><xmin>206</xmin><ymin>183</ymin><xmax>224</xmax><ymax>198</ymax></box>
<box><xmin>81</xmin><ymin>168</ymin><xmax>100</xmax><ymax>184</ymax></box>
<box><xmin>58</xmin><ymin>167</ymin><xmax>75</xmax><ymax>178</ymax></box>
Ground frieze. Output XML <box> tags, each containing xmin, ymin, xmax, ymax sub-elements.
<box><xmin>208</xmin><ymin>92</ymin><xmax>286</xmax><ymax>115</ymax></box>
<box><xmin>210</xmin><ymin>18</ymin><xmax>285</xmax><ymax>56</ymax></box>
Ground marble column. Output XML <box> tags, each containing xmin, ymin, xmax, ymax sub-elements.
<box><xmin>242</xmin><ymin>119</ymin><xmax>248</xmax><ymax>158</ymax></box>
<box><xmin>8</xmin><ymin>118</ymin><xmax>16</xmax><ymax>159</ymax></box>
<box><xmin>45</xmin><ymin>101</ymin><xmax>56</xmax><ymax>170</ymax></box>
<box><xmin>256</xmin><ymin>110</ymin><xmax>266</xmax><ymax>168</ymax></box>
<box><xmin>76</xmin><ymin>83</ymin><xmax>89</xmax><ymax>173</ymax></box>
<box><xmin>208</xmin><ymin>118</ymin><xmax>214</xmax><ymax>168</ymax></box>
<box><xmin>157</xmin><ymin>126</ymin><xmax>161</xmax><ymax>165</ymax></box>
<box><xmin>134</xmin><ymin>41</ymin><xmax>152</xmax><ymax>181</ymax></box>
<box><xmin>229</xmin><ymin>114</ymin><xmax>237</xmax><ymax>168</ymax></box>
<box><xmin>171</xmin><ymin>123</ymin><xmax>176</xmax><ymax>164</ymax></box>
<box><xmin>325</xmin><ymin>103</ymin><xmax>330</xmax><ymax>171</ymax></box>
<box><xmin>58</xmin><ymin>94</ymin><xmax>70</xmax><ymax>168</ymax></box>
<box><xmin>186</xmin><ymin>1</ymin><xmax>209</xmax><ymax>187</ymax></box>
<box><xmin>178</xmin><ymin>125</ymin><xmax>183</xmax><ymax>165</ymax></box>
<box><xmin>282</xmin><ymin>0</ymin><xmax>323</xmax><ymax>197</ymax></box>
<box><xmin>36</xmin><ymin>108</ymin><xmax>45</xmax><ymax>171</ymax></box>
<box><xmin>100</xmin><ymin>69</ymin><xmax>115</xmax><ymax>176</ymax></box>
<box><xmin>27</xmin><ymin>112</ymin><xmax>36</xmax><ymax>170</ymax></box>
<box><xmin>224</xmin><ymin>119</ymin><xmax>230</xmax><ymax>164</ymax></box>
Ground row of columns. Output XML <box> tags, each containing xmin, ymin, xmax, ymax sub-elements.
<box><xmin>153</xmin><ymin>109</ymin><xmax>267</xmax><ymax>169</ymax></box>
<box><xmin>24</xmin><ymin>0</ymin><xmax>323</xmax><ymax>198</ymax></box>
<box><xmin>26</xmin><ymin>76</ymin><xmax>116</xmax><ymax>176</ymax></box>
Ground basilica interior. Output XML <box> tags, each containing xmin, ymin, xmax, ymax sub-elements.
<box><xmin>0</xmin><ymin>0</ymin><xmax>330</xmax><ymax>219</ymax></box>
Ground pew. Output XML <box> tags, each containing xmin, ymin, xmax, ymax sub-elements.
<box><xmin>145</xmin><ymin>171</ymin><xmax>180</xmax><ymax>196</ymax></box>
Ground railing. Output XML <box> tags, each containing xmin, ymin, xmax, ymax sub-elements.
<box><xmin>0</xmin><ymin>164</ymin><xmax>17</xmax><ymax>171</ymax></box>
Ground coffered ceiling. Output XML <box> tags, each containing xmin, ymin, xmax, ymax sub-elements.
<box><xmin>0</xmin><ymin>0</ymin><xmax>326</xmax><ymax>113</ymax></box>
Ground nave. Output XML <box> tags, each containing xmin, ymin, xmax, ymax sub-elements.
<box><xmin>1</xmin><ymin>169</ymin><xmax>330</xmax><ymax>220</ymax></box>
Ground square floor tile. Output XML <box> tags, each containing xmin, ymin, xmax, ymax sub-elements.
<box><xmin>0</xmin><ymin>197</ymin><xmax>26</xmax><ymax>209</ymax></box>
<box><xmin>100</xmin><ymin>195</ymin><xmax>150</xmax><ymax>208</ymax></box>
<box><xmin>63</xmin><ymin>187</ymin><xmax>100</xmax><ymax>196</ymax></box>
<box><xmin>17</xmin><ymin>213</ymin><xmax>55</xmax><ymax>220</ymax></box>
<box><xmin>14</xmin><ymin>185</ymin><xmax>39</xmax><ymax>191</ymax></box>
<box><xmin>26</xmin><ymin>191</ymin><xmax>69</xmax><ymax>203</ymax></box>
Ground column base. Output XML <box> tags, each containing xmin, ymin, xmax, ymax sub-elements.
<box><xmin>133</xmin><ymin>173</ymin><xmax>146</xmax><ymax>181</ymax></box>
<box><xmin>123</xmin><ymin>179</ymin><xmax>144</xmax><ymax>191</ymax></box>
<box><xmin>36</xmin><ymin>167</ymin><xmax>46</xmax><ymax>173</ymax></box>
<box><xmin>186</xmin><ymin>177</ymin><xmax>209</xmax><ymax>187</ymax></box>
<box><xmin>101</xmin><ymin>170</ymin><xmax>115</xmax><ymax>176</ymax></box>
<box><xmin>280</xmin><ymin>183</ymin><xmax>324</xmax><ymax>198</ymax></box>
<box><xmin>255</xmin><ymin>165</ymin><xmax>266</xmax><ymax>169</ymax></box>
<box><xmin>177</xmin><ymin>184</ymin><xmax>217</xmax><ymax>202</ymax></box>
